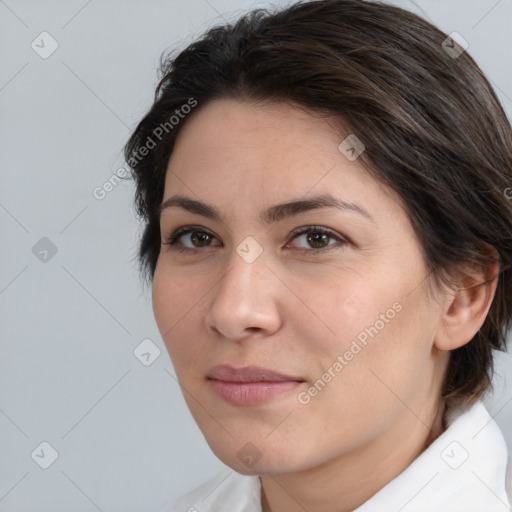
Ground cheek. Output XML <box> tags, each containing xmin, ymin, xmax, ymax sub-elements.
<box><xmin>310</xmin><ymin>280</ymin><xmax>385</xmax><ymax>352</ymax></box>
<box><xmin>308</xmin><ymin>275</ymin><xmax>426</xmax><ymax>389</ymax></box>
<box><xmin>152</xmin><ymin>265</ymin><xmax>204</xmax><ymax>364</ymax></box>
<box><xmin>152</xmin><ymin>260</ymin><xmax>201</xmax><ymax>325</ymax></box>
<box><xmin>152</xmin><ymin>264</ymin><xmax>175</xmax><ymax>335</ymax></box>
<box><xmin>319</xmin><ymin>287</ymin><xmax>437</xmax><ymax>412</ymax></box>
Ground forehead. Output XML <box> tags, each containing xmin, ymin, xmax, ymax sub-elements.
<box><xmin>168</xmin><ymin>98</ymin><xmax>347</xmax><ymax>169</ymax></box>
<box><xmin>162</xmin><ymin>98</ymin><xmax>401</xmax><ymax>221</ymax></box>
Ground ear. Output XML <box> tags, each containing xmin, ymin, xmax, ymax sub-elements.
<box><xmin>434</xmin><ymin>245</ymin><xmax>500</xmax><ymax>351</ymax></box>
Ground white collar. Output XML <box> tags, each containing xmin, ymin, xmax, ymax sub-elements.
<box><xmin>164</xmin><ymin>400</ymin><xmax>512</xmax><ymax>511</ymax></box>
<box><xmin>355</xmin><ymin>400</ymin><xmax>511</xmax><ymax>511</ymax></box>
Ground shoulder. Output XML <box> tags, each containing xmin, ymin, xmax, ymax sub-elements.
<box><xmin>157</xmin><ymin>469</ymin><xmax>262</xmax><ymax>512</ymax></box>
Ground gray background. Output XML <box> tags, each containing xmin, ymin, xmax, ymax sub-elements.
<box><xmin>1</xmin><ymin>1</ymin><xmax>511</xmax><ymax>510</ymax></box>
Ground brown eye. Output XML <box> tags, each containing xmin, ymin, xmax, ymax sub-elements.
<box><xmin>289</xmin><ymin>226</ymin><xmax>347</xmax><ymax>253</ymax></box>
<box><xmin>162</xmin><ymin>226</ymin><xmax>221</xmax><ymax>251</ymax></box>
<box><xmin>189</xmin><ymin>231</ymin><xmax>213</xmax><ymax>247</ymax></box>
<box><xmin>306</xmin><ymin>231</ymin><xmax>331</xmax><ymax>249</ymax></box>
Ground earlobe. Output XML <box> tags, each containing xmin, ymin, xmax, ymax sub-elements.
<box><xmin>434</xmin><ymin>256</ymin><xmax>499</xmax><ymax>352</ymax></box>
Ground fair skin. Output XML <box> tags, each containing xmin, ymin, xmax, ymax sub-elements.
<box><xmin>152</xmin><ymin>98</ymin><xmax>497</xmax><ymax>512</ymax></box>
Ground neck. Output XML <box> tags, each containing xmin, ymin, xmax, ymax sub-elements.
<box><xmin>260</xmin><ymin>399</ymin><xmax>446</xmax><ymax>512</ymax></box>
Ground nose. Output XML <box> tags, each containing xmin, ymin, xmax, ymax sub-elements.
<box><xmin>204</xmin><ymin>246</ymin><xmax>282</xmax><ymax>341</ymax></box>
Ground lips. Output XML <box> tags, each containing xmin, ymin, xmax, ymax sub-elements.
<box><xmin>207</xmin><ymin>364</ymin><xmax>304</xmax><ymax>383</ymax></box>
<box><xmin>207</xmin><ymin>364</ymin><xmax>305</xmax><ymax>406</ymax></box>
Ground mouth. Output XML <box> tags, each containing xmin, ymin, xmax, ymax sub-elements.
<box><xmin>207</xmin><ymin>364</ymin><xmax>305</xmax><ymax>406</ymax></box>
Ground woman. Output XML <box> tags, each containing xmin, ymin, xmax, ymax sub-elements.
<box><xmin>124</xmin><ymin>0</ymin><xmax>512</xmax><ymax>510</ymax></box>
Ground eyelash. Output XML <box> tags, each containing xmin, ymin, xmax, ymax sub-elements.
<box><xmin>161</xmin><ymin>225</ymin><xmax>347</xmax><ymax>255</ymax></box>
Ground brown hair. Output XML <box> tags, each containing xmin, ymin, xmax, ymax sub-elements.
<box><xmin>124</xmin><ymin>0</ymin><xmax>512</xmax><ymax>406</ymax></box>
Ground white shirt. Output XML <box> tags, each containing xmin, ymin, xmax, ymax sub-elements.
<box><xmin>161</xmin><ymin>400</ymin><xmax>512</xmax><ymax>511</ymax></box>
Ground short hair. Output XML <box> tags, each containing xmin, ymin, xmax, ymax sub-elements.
<box><xmin>124</xmin><ymin>0</ymin><xmax>512</xmax><ymax>406</ymax></box>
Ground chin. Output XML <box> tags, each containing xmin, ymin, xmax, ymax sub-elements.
<box><xmin>208</xmin><ymin>439</ymin><xmax>311</xmax><ymax>476</ymax></box>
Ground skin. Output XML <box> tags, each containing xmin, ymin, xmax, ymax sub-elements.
<box><xmin>152</xmin><ymin>98</ymin><xmax>498</xmax><ymax>512</ymax></box>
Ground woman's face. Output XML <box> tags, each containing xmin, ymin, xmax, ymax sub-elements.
<box><xmin>153</xmin><ymin>98</ymin><xmax>450</xmax><ymax>474</ymax></box>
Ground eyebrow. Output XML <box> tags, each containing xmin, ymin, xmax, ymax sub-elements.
<box><xmin>158</xmin><ymin>193</ymin><xmax>373</xmax><ymax>224</ymax></box>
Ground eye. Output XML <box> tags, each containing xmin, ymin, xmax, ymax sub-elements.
<box><xmin>161</xmin><ymin>226</ymin><xmax>221</xmax><ymax>252</ymax></box>
<box><xmin>161</xmin><ymin>225</ymin><xmax>347</xmax><ymax>254</ymax></box>
<box><xmin>286</xmin><ymin>225</ymin><xmax>347</xmax><ymax>254</ymax></box>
